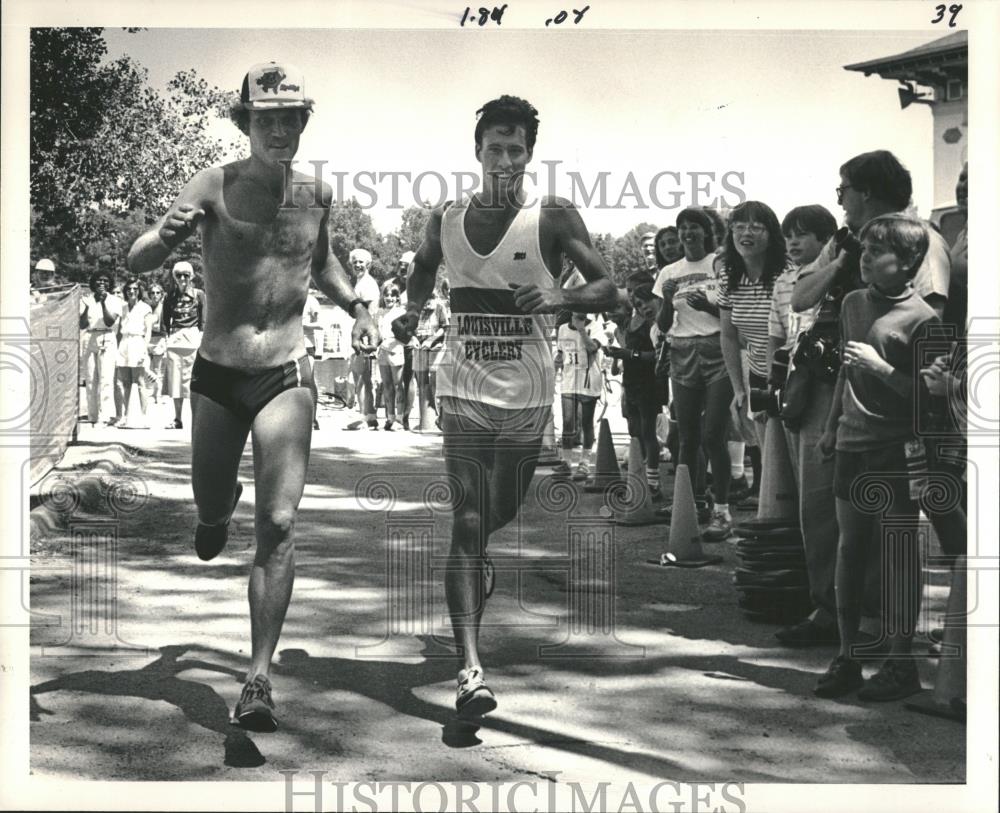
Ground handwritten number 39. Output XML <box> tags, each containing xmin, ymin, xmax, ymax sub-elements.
<box><xmin>931</xmin><ymin>4</ymin><xmax>962</xmax><ymax>27</ymax></box>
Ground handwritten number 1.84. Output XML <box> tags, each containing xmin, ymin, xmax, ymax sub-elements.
<box><xmin>546</xmin><ymin>5</ymin><xmax>590</xmax><ymax>25</ymax></box>
<box><xmin>931</xmin><ymin>3</ymin><xmax>962</xmax><ymax>26</ymax></box>
<box><xmin>460</xmin><ymin>5</ymin><xmax>508</xmax><ymax>26</ymax></box>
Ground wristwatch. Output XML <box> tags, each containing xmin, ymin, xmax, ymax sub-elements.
<box><xmin>631</xmin><ymin>350</ymin><xmax>640</xmax><ymax>360</ymax></box>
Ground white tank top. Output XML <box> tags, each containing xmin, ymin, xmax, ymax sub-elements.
<box><xmin>438</xmin><ymin>199</ymin><xmax>556</xmax><ymax>409</ymax></box>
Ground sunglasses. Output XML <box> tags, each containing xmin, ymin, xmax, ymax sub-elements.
<box><xmin>175</xmin><ymin>273</ymin><xmax>191</xmax><ymax>279</ymax></box>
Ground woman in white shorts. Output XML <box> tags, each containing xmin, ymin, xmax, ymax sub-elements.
<box><xmin>114</xmin><ymin>278</ymin><xmax>153</xmax><ymax>428</ymax></box>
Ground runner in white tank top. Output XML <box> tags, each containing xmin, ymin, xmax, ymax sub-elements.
<box><xmin>437</xmin><ymin>197</ymin><xmax>555</xmax><ymax>411</ymax></box>
<box><xmin>390</xmin><ymin>96</ymin><xmax>618</xmax><ymax>718</ymax></box>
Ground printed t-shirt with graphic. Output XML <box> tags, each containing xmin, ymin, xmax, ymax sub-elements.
<box><xmin>164</xmin><ymin>286</ymin><xmax>205</xmax><ymax>332</ymax></box>
<box><xmin>652</xmin><ymin>255</ymin><xmax>720</xmax><ymax>338</ymax></box>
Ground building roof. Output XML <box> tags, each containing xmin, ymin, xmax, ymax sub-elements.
<box><xmin>844</xmin><ymin>31</ymin><xmax>967</xmax><ymax>86</ymax></box>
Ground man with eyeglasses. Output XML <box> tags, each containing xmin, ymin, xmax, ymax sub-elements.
<box><xmin>162</xmin><ymin>261</ymin><xmax>205</xmax><ymax>429</ymax></box>
<box><xmin>127</xmin><ymin>61</ymin><xmax>378</xmax><ymax>732</ymax></box>
<box><xmin>782</xmin><ymin>149</ymin><xmax>950</xmax><ymax>651</ymax></box>
<box><xmin>792</xmin><ymin>150</ymin><xmax>950</xmax><ymax>319</ymax></box>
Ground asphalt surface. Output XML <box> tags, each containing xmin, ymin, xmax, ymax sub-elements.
<box><xmin>28</xmin><ymin>395</ymin><xmax>966</xmax><ymax>785</ymax></box>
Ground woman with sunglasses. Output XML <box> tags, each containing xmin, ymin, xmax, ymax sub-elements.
<box><xmin>114</xmin><ymin>277</ymin><xmax>153</xmax><ymax>428</ymax></box>
<box><xmin>146</xmin><ymin>283</ymin><xmax>168</xmax><ymax>403</ymax></box>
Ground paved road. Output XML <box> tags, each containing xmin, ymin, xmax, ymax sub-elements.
<box><xmin>28</xmin><ymin>399</ymin><xmax>965</xmax><ymax>787</ymax></box>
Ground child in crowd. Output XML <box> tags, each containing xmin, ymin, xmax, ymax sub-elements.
<box><xmin>815</xmin><ymin>214</ymin><xmax>940</xmax><ymax>700</ymax></box>
<box><xmin>769</xmin><ymin>204</ymin><xmax>845</xmax><ymax>647</ymax></box>
<box><xmin>607</xmin><ymin>284</ymin><xmax>662</xmax><ymax>497</ymax></box>
<box><xmin>376</xmin><ymin>284</ymin><xmax>408</xmax><ymax>430</ymax></box>
<box><xmin>554</xmin><ymin>313</ymin><xmax>605</xmax><ymax>480</ymax></box>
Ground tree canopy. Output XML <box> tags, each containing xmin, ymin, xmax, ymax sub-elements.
<box><xmin>30</xmin><ymin>27</ymin><xmax>241</xmax><ymax>277</ymax></box>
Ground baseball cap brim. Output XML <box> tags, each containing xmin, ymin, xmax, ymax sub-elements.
<box><xmin>242</xmin><ymin>97</ymin><xmax>314</xmax><ymax>110</ymax></box>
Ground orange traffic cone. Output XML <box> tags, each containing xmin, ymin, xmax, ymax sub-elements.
<box><xmin>905</xmin><ymin>556</ymin><xmax>966</xmax><ymax>722</ymax></box>
<box><xmin>649</xmin><ymin>464</ymin><xmax>723</xmax><ymax>568</ymax></box>
<box><xmin>584</xmin><ymin>419</ymin><xmax>623</xmax><ymax>493</ymax></box>
<box><xmin>614</xmin><ymin>438</ymin><xmax>668</xmax><ymax>526</ymax></box>
<box><xmin>756</xmin><ymin>417</ymin><xmax>798</xmax><ymax>522</ymax></box>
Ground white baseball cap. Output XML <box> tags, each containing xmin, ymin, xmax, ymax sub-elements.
<box><xmin>399</xmin><ymin>251</ymin><xmax>416</xmax><ymax>265</ymax></box>
<box><xmin>240</xmin><ymin>62</ymin><xmax>313</xmax><ymax>110</ymax></box>
<box><xmin>34</xmin><ymin>258</ymin><xmax>55</xmax><ymax>272</ymax></box>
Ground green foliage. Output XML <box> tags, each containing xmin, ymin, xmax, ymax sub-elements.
<box><xmin>30</xmin><ymin>27</ymin><xmax>240</xmax><ymax>263</ymax></box>
<box><xmin>327</xmin><ymin>199</ymin><xmax>391</xmax><ymax>283</ymax></box>
<box><xmin>396</xmin><ymin>205</ymin><xmax>431</xmax><ymax>253</ymax></box>
<box><xmin>610</xmin><ymin>221</ymin><xmax>658</xmax><ymax>286</ymax></box>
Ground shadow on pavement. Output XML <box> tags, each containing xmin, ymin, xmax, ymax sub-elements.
<box><xmin>30</xmin><ymin>644</ymin><xmax>265</xmax><ymax>769</ymax></box>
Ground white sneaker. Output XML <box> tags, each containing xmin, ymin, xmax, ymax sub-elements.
<box><xmin>571</xmin><ymin>462</ymin><xmax>590</xmax><ymax>481</ymax></box>
<box><xmin>456</xmin><ymin>666</ymin><xmax>497</xmax><ymax>717</ymax></box>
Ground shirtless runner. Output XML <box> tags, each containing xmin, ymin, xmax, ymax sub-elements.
<box><xmin>392</xmin><ymin>95</ymin><xmax>617</xmax><ymax>716</ymax></box>
<box><xmin>128</xmin><ymin>62</ymin><xmax>378</xmax><ymax>731</ymax></box>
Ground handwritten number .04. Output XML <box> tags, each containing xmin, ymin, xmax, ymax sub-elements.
<box><xmin>931</xmin><ymin>3</ymin><xmax>962</xmax><ymax>26</ymax></box>
<box><xmin>545</xmin><ymin>5</ymin><xmax>590</xmax><ymax>26</ymax></box>
<box><xmin>460</xmin><ymin>5</ymin><xmax>508</xmax><ymax>26</ymax></box>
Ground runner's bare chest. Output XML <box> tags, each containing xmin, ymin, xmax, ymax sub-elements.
<box><xmin>214</xmin><ymin>168</ymin><xmax>321</xmax><ymax>263</ymax></box>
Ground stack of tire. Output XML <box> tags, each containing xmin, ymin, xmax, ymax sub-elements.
<box><xmin>732</xmin><ymin>518</ymin><xmax>811</xmax><ymax>623</ymax></box>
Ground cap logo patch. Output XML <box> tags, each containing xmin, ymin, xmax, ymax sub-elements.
<box><xmin>256</xmin><ymin>69</ymin><xmax>286</xmax><ymax>95</ymax></box>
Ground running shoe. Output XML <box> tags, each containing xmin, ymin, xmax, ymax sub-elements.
<box><xmin>166</xmin><ymin>418</ymin><xmax>183</xmax><ymax>430</ymax></box>
<box><xmin>384</xmin><ymin>420</ymin><xmax>395</xmax><ymax>431</ymax></box>
<box><xmin>195</xmin><ymin>482</ymin><xmax>243</xmax><ymax>561</ymax></box>
<box><xmin>703</xmin><ymin>509</ymin><xmax>732</xmax><ymax>541</ymax></box>
<box><xmin>730</xmin><ymin>475</ymin><xmax>751</xmax><ymax>500</ymax></box>
<box><xmin>232</xmin><ymin>674</ymin><xmax>278</xmax><ymax>732</ymax></box>
<box><xmin>571</xmin><ymin>462</ymin><xmax>590</xmax><ymax>482</ymax></box>
<box><xmin>551</xmin><ymin>461</ymin><xmax>572</xmax><ymax>479</ymax></box>
<box><xmin>814</xmin><ymin>655</ymin><xmax>863</xmax><ymax>698</ymax></box>
<box><xmin>455</xmin><ymin>666</ymin><xmax>497</xmax><ymax>718</ymax></box>
<box><xmin>857</xmin><ymin>658</ymin><xmax>921</xmax><ymax>702</ymax></box>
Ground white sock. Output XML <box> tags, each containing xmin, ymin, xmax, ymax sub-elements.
<box><xmin>715</xmin><ymin>502</ymin><xmax>731</xmax><ymax>518</ymax></box>
<box><xmin>729</xmin><ymin>442</ymin><xmax>745</xmax><ymax>479</ymax></box>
